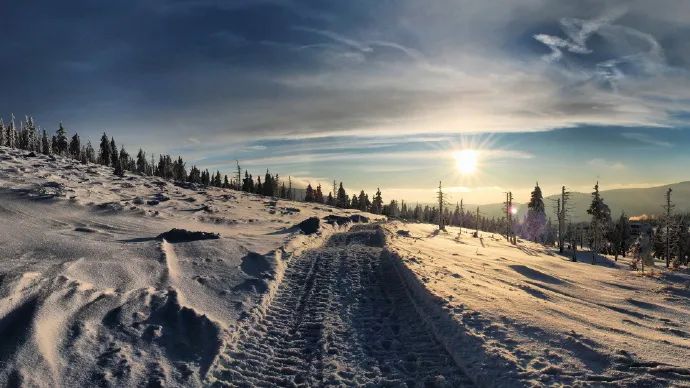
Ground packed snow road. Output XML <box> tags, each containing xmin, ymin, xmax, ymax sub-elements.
<box><xmin>209</xmin><ymin>225</ymin><xmax>473</xmax><ymax>387</ymax></box>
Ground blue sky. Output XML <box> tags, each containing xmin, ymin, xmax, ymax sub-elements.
<box><xmin>1</xmin><ymin>0</ymin><xmax>690</xmax><ymax>203</ymax></box>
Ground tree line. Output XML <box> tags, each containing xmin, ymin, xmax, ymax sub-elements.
<box><xmin>0</xmin><ymin>115</ymin><xmax>391</xmax><ymax>214</ymax></box>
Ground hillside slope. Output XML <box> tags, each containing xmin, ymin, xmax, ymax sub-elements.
<box><xmin>385</xmin><ymin>222</ymin><xmax>690</xmax><ymax>386</ymax></box>
<box><xmin>0</xmin><ymin>146</ymin><xmax>377</xmax><ymax>387</ymax></box>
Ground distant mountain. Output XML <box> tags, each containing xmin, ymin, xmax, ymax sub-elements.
<box><xmin>475</xmin><ymin>182</ymin><xmax>690</xmax><ymax>223</ymax></box>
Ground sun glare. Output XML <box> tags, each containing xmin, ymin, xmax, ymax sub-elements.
<box><xmin>453</xmin><ymin>150</ymin><xmax>478</xmax><ymax>175</ymax></box>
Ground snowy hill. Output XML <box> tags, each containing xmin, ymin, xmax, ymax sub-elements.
<box><xmin>1</xmin><ymin>146</ymin><xmax>689</xmax><ymax>387</ymax></box>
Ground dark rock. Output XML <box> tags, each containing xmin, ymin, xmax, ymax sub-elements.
<box><xmin>147</xmin><ymin>200</ymin><xmax>160</xmax><ymax>206</ymax></box>
<box><xmin>296</xmin><ymin>217</ymin><xmax>320</xmax><ymax>235</ymax></box>
<box><xmin>323</xmin><ymin>215</ymin><xmax>351</xmax><ymax>225</ymax></box>
<box><xmin>396</xmin><ymin>230</ymin><xmax>411</xmax><ymax>237</ymax></box>
<box><xmin>157</xmin><ymin>228</ymin><xmax>220</xmax><ymax>243</ymax></box>
<box><xmin>133</xmin><ymin>197</ymin><xmax>145</xmax><ymax>205</ymax></box>
<box><xmin>349</xmin><ymin>214</ymin><xmax>369</xmax><ymax>223</ymax></box>
<box><xmin>27</xmin><ymin>151</ymin><xmax>37</xmax><ymax>157</ymax></box>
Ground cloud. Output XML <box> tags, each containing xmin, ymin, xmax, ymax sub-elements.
<box><xmin>621</xmin><ymin>132</ymin><xmax>672</xmax><ymax>147</ymax></box>
<box><xmin>587</xmin><ymin>158</ymin><xmax>626</xmax><ymax>170</ymax></box>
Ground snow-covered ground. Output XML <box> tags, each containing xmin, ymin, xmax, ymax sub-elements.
<box><xmin>2</xmin><ymin>146</ymin><xmax>690</xmax><ymax>387</ymax></box>
<box><xmin>0</xmin><ymin>147</ymin><xmax>379</xmax><ymax>387</ymax></box>
<box><xmin>384</xmin><ymin>222</ymin><xmax>690</xmax><ymax>386</ymax></box>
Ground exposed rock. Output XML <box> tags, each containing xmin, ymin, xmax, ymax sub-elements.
<box><xmin>296</xmin><ymin>217</ymin><xmax>320</xmax><ymax>235</ymax></box>
<box><xmin>157</xmin><ymin>228</ymin><xmax>220</xmax><ymax>243</ymax></box>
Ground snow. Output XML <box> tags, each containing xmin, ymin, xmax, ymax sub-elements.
<box><xmin>2</xmin><ymin>145</ymin><xmax>689</xmax><ymax>387</ymax></box>
<box><xmin>0</xmin><ymin>147</ymin><xmax>378</xmax><ymax>387</ymax></box>
<box><xmin>384</xmin><ymin>221</ymin><xmax>690</xmax><ymax>386</ymax></box>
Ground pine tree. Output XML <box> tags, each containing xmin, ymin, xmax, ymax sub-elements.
<box><xmin>109</xmin><ymin>137</ymin><xmax>118</xmax><ymax>167</ymax></box>
<box><xmin>371</xmin><ymin>188</ymin><xmax>383</xmax><ymax>214</ymax></box>
<box><xmin>336</xmin><ymin>182</ymin><xmax>348</xmax><ymax>208</ymax></box>
<box><xmin>6</xmin><ymin>115</ymin><xmax>17</xmax><ymax>148</ymax></box>
<box><xmin>358</xmin><ymin>190</ymin><xmax>367</xmax><ymax>211</ymax></box>
<box><xmin>223</xmin><ymin>175</ymin><xmax>230</xmax><ymax>188</ymax></box>
<box><xmin>524</xmin><ymin>183</ymin><xmax>546</xmax><ymax>242</ymax></box>
<box><xmin>41</xmin><ymin>129</ymin><xmax>51</xmax><ymax>155</ymax></box>
<box><xmin>351</xmin><ymin>194</ymin><xmax>358</xmax><ymax>209</ymax></box>
<box><xmin>188</xmin><ymin>166</ymin><xmax>201</xmax><ymax>183</ymax></box>
<box><xmin>255</xmin><ymin>176</ymin><xmax>262</xmax><ymax>194</ymax></box>
<box><xmin>262</xmin><ymin>170</ymin><xmax>274</xmax><ymax>196</ymax></box>
<box><xmin>304</xmin><ymin>184</ymin><xmax>315</xmax><ymax>202</ymax></box>
<box><xmin>0</xmin><ymin>118</ymin><xmax>4</xmax><ymax>147</ymax></box>
<box><xmin>611</xmin><ymin>213</ymin><xmax>631</xmax><ymax>260</ymax></box>
<box><xmin>315</xmin><ymin>184</ymin><xmax>324</xmax><ymax>203</ymax></box>
<box><xmin>84</xmin><ymin>141</ymin><xmax>95</xmax><ymax>163</ymax></box>
<box><xmin>586</xmin><ymin>182</ymin><xmax>611</xmax><ymax>264</ymax></box>
<box><xmin>136</xmin><ymin>149</ymin><xmax>147</xmax><ymax>174</ymax></box>
<box><xmin>119</xmin><ymin>146</ymin><xmax>131</xmax><ymax>170</ymax></box>
<box><xmin>69</xmin><ymin>133</ymin><xmax>81</xmax><ymax>159</ymax></box>
<box><xmin>113</xmin><ymin>149</ymin><xmax>125</xmax><ymax>176</ymax></box>
<box><xmin>55</xmin><ymin>123</ymin><xmax>69</xmax><ymax>155</ymax></box>
<box><xmin>326</xmin><ymin>192</ymin><xmax>334</xmax><ymax>206</ymax></box>
<box><xmin>99</xmin><ymin>133</ymin><xmax>110</xmax><ymax>165</ymax></box>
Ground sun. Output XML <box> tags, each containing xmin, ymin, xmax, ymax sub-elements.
<box><xmin>453</xmin><ymin>150</ymin><xmax>479</xmax><ymax>175</ymax></box>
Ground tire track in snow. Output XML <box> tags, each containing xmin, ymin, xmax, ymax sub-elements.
<box><xmin>209</xmin><ymin>225</ymin><xmax>473</xmax><ymax>387</ymax></box>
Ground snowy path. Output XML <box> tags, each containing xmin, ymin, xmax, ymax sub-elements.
<box><xmin>209</xmin><ymin>225</ymin><xmax>472</xmax><ymax>387</ymax></box>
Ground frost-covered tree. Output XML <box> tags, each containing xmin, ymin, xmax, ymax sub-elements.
<box><xmin>84</xmin><ymin>141</ymin><xmax>95</xmax><ymax>163</ymax></box>
<box><xmin>113</xmin><ymin>149</ymin><xmax>125</xmax><ymax>177</ymax></box>
<box><xmin>6</xmin><ymin>115</ymin><xmax>17</xmax><ymax>148</ymax></box>
<box><xmin>69</xmin><ymin>133</ymin><xmax>81</xmax><ymax>159</ymax></box>
<box><xmin>54</xmin><ymin>123</ymin><xmax>69</xmax><ymax>155</ymax></box>
<box><xmin>136</xmin><ymin>149</ymin><xmax>147</xmax><ymax>174</ymax></box>
<box><xmin>0</xmin><ymin>118</ymin><xmax>4</xmax><ymax>146</ymax></box>
<box><xmin>586</xmin><ymin>182</ymin><xmax>611</xmax><ymax>264</ymax></box>
<box><xmin>524</xmin><ymin>183</ymin><xmax>546</xmax><ymax>242</ymax></box>
<box><xmin>41</xmin><ymin>129</ymin><xmax>51</xmax><ymax>155</ymax></box>
<box><xmin>109</xmin><ymin>137</ymin><xmax>118</xmax><ymax>167</ymax></box>
<box><xmin>610</xmin><ymin>213</ymin><xmax>631</xmax><ymax>261</ymax></box>
<box><xmin>98</xmin><ymin>133</ymin><xmax>110</xmax><ymax>165</ymax></box>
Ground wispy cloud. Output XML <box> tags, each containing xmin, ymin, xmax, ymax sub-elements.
<box><xmin>588</xmin><ymin>158</ymin><xmax>626</xmax><ymax>170</ymax></box>
<box><xmin>621</xmin><ymin>132</ymin><xmax>672</xmax><ymax>147</ymax></box>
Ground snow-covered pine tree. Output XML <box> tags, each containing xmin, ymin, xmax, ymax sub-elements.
<box><xmin>55</xmin><ymin>123</ymin><xmax>69</xmax><ymax>155</ymax></box>
<box><xmin>0</xmin><ymin>118</ymin><xmax>4</xmax><ymax>146</ymax></box>
<box><xmin>85</xmin><ymin>141</ymin><xmax>95</xmax><ymax>163</ymax></box>
<box><xmin>524</xmin><ymin>183</ymin><xmax>546</xmax><ymax>242</ymax></box>
<box><xmin>98</xmin><ymin>133</ymin><xmax>110</xmax><ymax>165</ymax></box>
<box><xmin>113</xmin><ymin>149</ymin><xmax>125</xmax><ymax>177</ymax></box>
<box><xmin>586</xmin><ymin>182</ymin><xmax>611</xmax><ymax>264</ymax></box>
<box><xmin>109</xmin><ymin>138</ymin><xmax>118</xmax><ymax>167</ymax></box>
<box><xmin>69</xmin><ymin>133</ymin><xmax>81</xmax><ymax>159</ymax></box>
<box><xmin>611</xmin><ymin>213</ymin><xmax>631</xmax><ymax>261</ymax></box>
<box><xmin>6</xmin><ymin>115</ymin><xmax>17</xmax><ymax>148</ymax></box>
<box><xmin>41</xmin><ymin>129</ymin><xmax>51</xmax><ymax>155</ymax></box>
<box><xmin>136</xmin><ymin>149</ymin><xmax>147</xmax><ymax>174</ymax></box>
